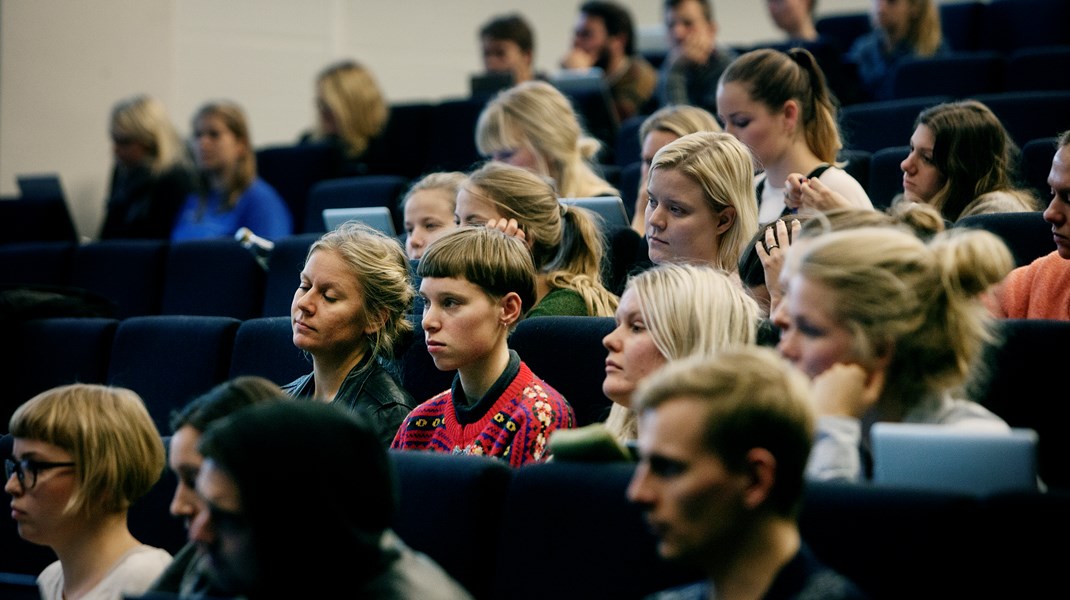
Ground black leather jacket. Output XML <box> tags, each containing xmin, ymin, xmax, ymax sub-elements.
<box><xmin>283</xmin><ymin>354</ymin><xmax>416</xmax><ymax>448</ymax></box>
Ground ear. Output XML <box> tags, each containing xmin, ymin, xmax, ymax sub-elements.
<box><xmin>781</xmin><ymin>100</ymin><xmax>800</xmax><ymax>133</ymax></box>
<box><xmin>741</xmin><ymin>447</ymin><xmax>777</xmax><ymax>510</ymax></box>
<box><xmin>870</xmin><ymin>337</ymin><xmax>896</xmax><ymax>374</ymax></box>
<box><xmin>499</xmin><ymin>291</ymin><xmax>523</xmax><ymax>327</ymax></box>
<box><xmin>714</xmin><ymin>206</ymin><xmax>736</xmax><ymax>235</ymax></box>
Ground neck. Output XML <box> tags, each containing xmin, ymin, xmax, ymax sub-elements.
<box><xmin>458</xmin><ymin>340</ymin><xmax>511</xmax><ymax>401</ymax></box>
<box><xmin>789</xmin><ymin>23</ymin><xmax>818</xmax><ymax>41</ymax></box>
<box><xmin>706</xmin><ymin>517</ymin><xmax>800</xmax><ymax>600</ymax></box>
<box><xmin>535</xmin><ymin>274</ymin><xmax>550</xmax><ymax>305</ymax></box>
<box><xmin>53</xmin><ymin>512</ymin><xmax>139</xmax><ymax>600</ymax></box>
<box><xmin>764</xmin><ymin>143</ymin><xmax>825</xmax><ymax>189</ymax></box>
<box><xmin>312</xmin><ymin>345</ymin><xmax>369</xmax><ymax>402</ymax></box>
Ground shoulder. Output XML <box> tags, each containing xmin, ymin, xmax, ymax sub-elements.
<box><xmin>905</xmin><ymin>392</ymin><xmax>1009</xmax><ymax>430</ymax></box>
<box><xmin>818</xmin><ymin>167</ymin><xmax>872</xmax><ymax>207</ymax></box>
<box><xmin>282</xmin><ymin>372</ymin><xmax>314</xmax><ymax>397</ymax></box>
<box><xmin>366</xmin><ymin>532</ymin><xmax>474</xmax><ymax>600</ymax></box>
<box><xmin>960</xmin><ymin>191</ymin><xmax>1040</xmax><ymax>218</ymax></box>
<box><xmin>243</xmin><ymin>177</ymin><xmax>285</xmax><ymax>204</ymax></box>
<box><xmin>774</xmin><ymin>542</ymin><xmax>870</xmax><ymax>600</ymax></box>
<box><xmin>644</xmin><ymin>580</ymin><xmax>710</xmax><ymax>600</ymax></box>
<box><xmin>117</xmin><ymin>545</ymin><xmax>173</xmax><ymax>570</ymax></box>
<box><xmin>353</xmin><ymin>361</ymin><xmax>417</xmax><ymax>410</ymax></box>
<box><xmin>528</xmin><ymin>288</ymin><xmax>588</xmax><ymax>318</ymax></box>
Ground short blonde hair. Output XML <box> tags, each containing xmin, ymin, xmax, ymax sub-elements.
<box><xmin>649</xmin><ymin>132</ymin><xmax>759</xmax><ymax>270</ymax></box>
<box><xmin>399</xmin><ymin>171</ymin><xmax>466</xmax><ymax>213</ymax></box>
<box><xmin>476</xmin><ymin>80</ymin><xmax>617</xmax><ymax>198</ymax></box>
<box><xmin>307</xmin><ymin>221</ymin><xmax>414</xmax><ymax>359</ymax></box>
<box><xmin>315</xmin><ymin>60</ymin><xmax>389</xmax><ymax>158</ymax></box>
<box><xmin>110</xmin><ymin>94</ymin><xmax>189</xmax><ymax>175</ymax></box>
<box><xmin>9</xmin><ymin>384</ymin><xmax>165</xmax><ymax>517</ymax></box>
<box><xmin>634</xmin><ymin>347</ymin><xmax>814</xmax><ymax>516</ymax></box>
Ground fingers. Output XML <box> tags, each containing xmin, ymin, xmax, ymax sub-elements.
<box><xmin>484</xmin><ymin>218</ymin><xmax>525</xmax><ymax>241</ymax></box>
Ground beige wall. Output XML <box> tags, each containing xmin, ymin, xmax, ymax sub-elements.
<box><xmin>0</xmin><ymin>0</ymin><xmax>869</xmax><ymax>239</ymax></box>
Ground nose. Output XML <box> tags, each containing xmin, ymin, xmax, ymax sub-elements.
<box><xmin>293</xmin><ymin>288</ymin><xmax>315</xmax><ymax>316</ymax></box>
<box><xmin>626</xmin><ymin>462</ymin><xmax>654</xmax><ymax>506</ymax></box>
<box><xmin>900</xmin><ymin>153</ymin><xmax>915</xmax><ymax>175</ymax></box>
<box><xmin>4</xmin><ymin>471</ymin><xmax>22</xmax><ymax>496</ymax></box>
<box><xmin>421</xmin><ymin>304</ymin><xmax>438</xmax><ymax>333</ymax></box>
<box><xmin>169</xmin><ymin>483</ymin><xmax>199</xmax><ymax>520</ymax></box>
<box><xmin>669</xmin><ymin>23</ymin><xmax>686</xmax><ymax>43</ymax></box>
<box><xmin>1043</xmin><ymin>197</ymin><xmax>1065</xmax><ymax>226</ymax></box>
<box><xmin>647</xmin><ymin>203</ymin><xmax>666</xmax><ymax>231</ymax></box>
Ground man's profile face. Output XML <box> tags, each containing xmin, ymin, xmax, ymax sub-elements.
<box><xmin>189</xmin><ymin>459</ymin><xmax>259</xmax><ymax>594</ymax></box>
<box><xmin>573</xmin><ymin>13</ymin><xmax>612</xmax><ymax>69</ymax></box>
<box><xmin>626</xmin><ymin>396</ymin><xmax>749</xmax><ymax>565</ymax></box>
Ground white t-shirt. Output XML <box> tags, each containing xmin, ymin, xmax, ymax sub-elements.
<box><xmin>756</xmin><ymin>166</ymin><xmax>873</xmax><ymax>225</ymax></box>
<box><xmin>38</xmin><ymin>545</ymin><xmax>172</xmax><ymax>600</ymax></box>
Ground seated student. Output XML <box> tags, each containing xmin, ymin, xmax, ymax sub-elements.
<box><xmin>298</xmin><ymin>60</ymin><xmax>389</xmax><ymax>177</ymax></box>
<box><xmin>479</xmin><ymin>13</ymin><xmax>542</xmax><ymax>86</ymax></box>
<box><xmin>765</xmin><ymin>0</ymin><xmax>819</xmax><ymax>42</ymax></box>
<box><xmin>551</xmin><ymin>263</ymin><xmax>760</xmax><ymax>459</ymax></box>
<box><xmin>846</xmin><ymin>0</ymin><xmax>948</xmax><ymax>101</ymax></box>
<box><xmin>284</xmin><ymin>221</ymin><xmax>417</xmax><ymax>448</ymax></box>
<box><xmin>148</xmin><ymin>376</ymin><xmax>286</xmax><ymax>597</ymax></box>
<box><xmin>629</xmin><ymin>348</ymin><xmax>869</xmax><ymax>600</ymax></box>
<box><xmin>400</xmin><ymin>171</ymin><xmax>465</xmax><ymax>261</ymax></box>
<box><xmin>6</xmin><ymin>384</ymin><xmax>171</xmax><ymax>600</ymax></box>
<box><xmin>191</xmin><ymin>401</ymin><xmax>474</xmax><ymax>599</ymax></box>
<box><xmin>456</xmin><ymin>162</ymin><xmax>619</xmax><ymax>318</ymax></box>
<box><xmin>630</xmin><ymin>104</ymin><xmax>722</xmax><ymax>235</ymax></box>
<box><xmin>100</xmin><ymin>94</ymin><xmax>196</xmax><ymax>240</ymax></box>
<box><xmin>994</xmin><ymin>131</ymin><xmax>1070</xmax><ymax>320</ymax></box>
<box><xmin>645</xmin><ymin>131</ymin><xmax>759</xmax><ymax>270</ymax></box>
<box><xmin>391</xmin><ymin>227</ymin><xmax>575</xmax><ymax>467</ymax></box>
<box><xmin>772</xmin><ymin>227</ymin><xmax>1012</xmax><ymax>481</ymax></box>
<box><xmin>476</xmin><ymin>80</ymin><xmax>618</xmax><ymax>198</ymax></box>
<box><xmin>171</xmin><ymin>100</ymin><xmax>292</xmax><ymax>242</ymax></box>
<box><xmin>657</xmin><ymin>0</ymin><xmax>739</xmax><ymax>115</ymax></box>
<box><xmin>559</xmin><ymin>1</ymin><xmax>658</xmax><ymax>122</ymax></box>
<box><xmin>716</xmin><ymin>47</ymin><xmax>873</xmax><ymax>224</ymax></box>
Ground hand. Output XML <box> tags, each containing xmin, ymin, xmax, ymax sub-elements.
<box><xmin>670</xmin><ymin>31</ymin><xmax>713</xmax><ymax>67</ymax></box>
<box><xmin>811</xmin><ymin>363</ymin><xmax>884</xmax><ymax>420</ymax></box>
<box><xmin>485</xmin><ymin>218</ymin><xmax>527</xmax><ymax>243</ymax></box>
<box><xmin>756</xmin><ymin>218</ymin><xmax>801</xmax><ymax>315</ymax></box>
<box><xmin>561</xmin><ymin>47</ymin><xmax>596</xmax><ymax>70</ymax></box>
<box><xmin>785</xmin><ymin>173</ymin><xmax>852</xmax><ymax>212</ymax></box>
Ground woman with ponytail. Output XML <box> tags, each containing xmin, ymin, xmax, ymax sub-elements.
<box><xmin>456</xmin><ymin>162</ymin><xmax>618</xmax><ymax>317</ymax></box>
<box><xmin>716</xmin><ymin>47</ymin><xmax>871</xmax><ymax>225</ymax></box>
<box><xmin>771</xmin><ymin>226</ymin><xmax>1014</xmax><ymax>481</ymax></box>
<box><xmin>476</xmin><ymin>80</ymin><xmax>618</xmax><ymax>199</ymax></box>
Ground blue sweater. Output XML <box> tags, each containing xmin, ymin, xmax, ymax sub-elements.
<box><xmin>171</xmin><ymin>177</ymin><xmax>292</xmax><ymax>241</ymax></box>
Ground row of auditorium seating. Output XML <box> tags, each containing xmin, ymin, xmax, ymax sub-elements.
<box><xmin>2</xmin><ymin>447</ymin><xmax>1066</xmax><ymax>599</ymax></box>
<box><xmin>4</xmin><ymin>312</ymin><xmax>1069</xmax><ymax>491</ymax></box>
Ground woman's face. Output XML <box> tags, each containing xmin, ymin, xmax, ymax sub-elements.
<box><xmin>455</xmin><ymin>185</ymin><xmax>507</xmax><ymax>227</ymax></box>
<box><xmin>490</xmin><ymin>143</ymin><xmax>542</xmax><ymax>176</ymax></box>
<box><xmin>771</xmin><ymin>273</ymin><xmax>858</xmax><ymax>379</ymax></box>
<box><xmin>168</xmin><ymin>425</ymin><xmax>203</xmax><ymax>528</ymax></box>
<box><xmin>716</xmin><ymin>81</ymin><xmax>791</xmax><ymax>169</ymax></box>
<box><xmin>111</xmin><ymin>131</ymin><xmax>151</xmax><ymax>168</ymax></box>
<box><xmin>645</xmin><ymin>167</ymin><xmax>729</xmax><ymax>266</ymax></box>
<box><xmin>291</xmin><ymin>249</ymin><xmax>378</xmax><ymax>362</ymax></box>
<box><xmin>5</xmin><ymin>438</ymin><xmax>78</xmax><ymax>548</ymax></box>
<box><xmin>602</xmin><ymin>287</ymin><xmax>667</xmax><ymax>407</ymax></box>
<box><xmin>404</xmin><ymin>188</ymin><xmax>458</xmax><ymax>260</ymax></box>
<box><xmin>900</xmin><ymin>124</ymin><xmax>946</xmax><ymax>204</ymax></box>
<box><xmin>874</xmin><ymin>0</ymin><xmax>916</xmax><ymax>42</ymax></box>
<box><xmin>194</xmin><ymin>114</ymin><xmax>246</xmax><ymax>174</ymax></box>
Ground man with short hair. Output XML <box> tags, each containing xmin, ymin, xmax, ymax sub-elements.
<box><xmin>561</xmin><ymin>0</ymin><xmax>658</xmax><ymax>121</ymax></box>
<box><xmin>628</xmin><ymin>348</ymin><xmax>869</xmax><ymax>600</ymax></box>
<box><xmin>995</xmin><ymin>131</ymin><xmax>1070</xmax><ymax>320</ymax></box>
<box><xmin>657</xmin><ymin>0</ymin><xmax>738</xmax><ymax>115</ymax></box>
<box><xmin>480</xmin><ymin>13</ymin><xmax>539</xmax><ymax>85</ymax></box>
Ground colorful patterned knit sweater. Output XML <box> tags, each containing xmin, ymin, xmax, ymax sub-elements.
<box><xmin>391</xmin><ymin>353</ymin><xmax>574</xmax><ymax>467</ymax></box>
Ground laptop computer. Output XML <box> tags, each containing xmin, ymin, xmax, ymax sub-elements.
<box><xmin>560</xmin><ymin>196</ymin><xmax>629</xmax><ymax>231</ymax></box>
<box><xmin>870</xmin><ymin>423</ymin><xmax>1040</xmax><ymax>495</ymax></box>
<box><xmin>322</xmin><ymin>206</ymin><xmax>397</xmax><ymax>237</ymax></box>
<box><xmin>17</xmin><ymin>173</ymin><xmax>65</xmax><ymax>203</ymax></box>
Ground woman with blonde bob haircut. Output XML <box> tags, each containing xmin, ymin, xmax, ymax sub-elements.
<box><xmin>630</xmin><ymin>104</ymin><xmax>722</xmax><ymax>234</ymax></box>
<box><xmin>457</xmin><ymin>162</ymin><xmax>618</xmax><ymax>318</ymax></box>
<box><xmin>646</xmin><ymin>131</ymin><xmax>759</xmax><ymax>270</ymax></box>
<box><xmin>601</xmin><ymin>263</ymin><xmax>760</xmax><ymax>441</ymax></box>
<box><xmin>6</xmin><ymin>384</ymin><xmax>171</xmax><ymax>600</ymax></box>
<box><xmin>284</xmin><ymin>221</ymin><xmax>417</xmax><ymax>448</ymax></box>
<box><xmin>310</xmin><ymin>60</ymin><xmax>389</xmax><ymax>162</ymax></box>
<box><xmin>772</xmin><ymin>227</ymin><xmax>1013</xmax><ymax>481</ymax></box>
<box><xmin>476</xmin><ymin>80</ymin><xmax>618</xmax><ymax>198</ymax></box>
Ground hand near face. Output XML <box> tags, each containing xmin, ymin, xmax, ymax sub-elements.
<box><xmin>485</xmin><ymin>218</ymin><xmax>527</xmax><ymax>244</ymax></box>
<box><xmin>756</xmin><ymin>218</ymin><xmax>800</xmax><ymax>315</ymax></box>
<box><xmin>671</xmin><ymin>29</ymin><xmax>714</xmax><ymax>67</ymax></box>
<box><xmin>785</xmin><ymin>173</ymin><xmax>852</xmax><ymax>212</ymax></box>
<box><xmin>561</xmin><ymin>46</ymin><xmax>597</xmax><ymax>70</ymax></box>
<box><xmin>810</xmin><ymin>362</ymin><xmax>884</xmax><ymax>420</ymax></box>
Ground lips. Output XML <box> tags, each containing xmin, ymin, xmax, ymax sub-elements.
<box><xmin>426</xmin><ymin>339</ymin><xmax>446</xmax><ymax>352</ymax></box>
<box><xmin>605</xmin><ymin>359</ymin><xmax>622</xmax><ymax>373</ymax></box>
<box><xmin>293</xmin><ymin>319</ymin><xmax>316</xmax><ymax>334</ymax></box>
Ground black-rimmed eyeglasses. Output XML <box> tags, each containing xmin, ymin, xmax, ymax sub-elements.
<box><xmin>5</xmin><ymin>458</ymin><xmax>75</xmax><ymax>490</ymax></box>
